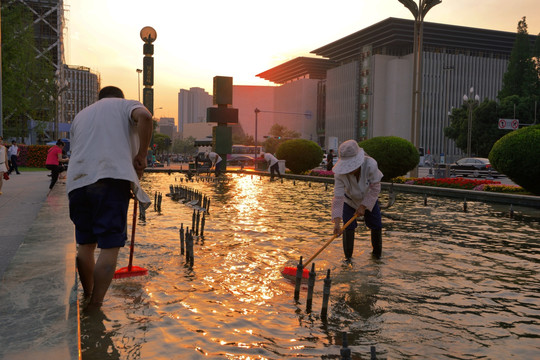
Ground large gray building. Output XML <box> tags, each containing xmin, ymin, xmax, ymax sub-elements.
<box><xmin>178</xmin><ymin>87</ymin><xmax>213</xmax><ymax>136</ymax></box>
<box><xmin>259</xmin><ymin>17</ymin><xmax>538</xmax><ymax>162</ymax></box>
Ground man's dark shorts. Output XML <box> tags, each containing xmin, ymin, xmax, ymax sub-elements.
<box><xmin>69</xmin><ymin>178</ymin><xmax>131</xmax><ymax>249</ymax></box>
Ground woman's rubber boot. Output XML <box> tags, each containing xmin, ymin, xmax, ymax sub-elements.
<box><xmin>342</xmin><ymin>229</ymin><xmax>355</xmax><ymax>260</ymax></box>
<box><xmin>371</xmin><ymin>229</ymin><xmax>382</xmax><ymax>259</ymax></box>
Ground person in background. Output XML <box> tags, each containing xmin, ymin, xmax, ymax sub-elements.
<box><xmin>0</xmin><ymin>137</ymin><xmax>8</xmax><ymax>195</ymax></box>
<box><xmin>45</xmin><ymin>139</ymin><xmax>69</xmax><ymax>190</ymax></box>
<box><xmin>331</xmin><ymin>140</ymin><xmax>384</xmax><ymax>260</ymax></box>
<box><xmin>7</xmin><ymin>140</ymin><xmax>21</xmax><ymax>175</ymax></box>
<box><xmin>263</xmin><ymin>152</ymin><xmax>281</xmax><ymax>181</ymax></box>
<box><xmin>207</xmin><ymin>151</ymin><xmax>223</xmax><ymax>177</ymax></box>
<box><xmin>326</xmin><ymin>149</ymin><xmax>335</xmax><ymax>172</ymax></box>
<box><xmin>67</xmin><ymin>85</ymin><xmax>153</xmax><ymax>311</ymax></box>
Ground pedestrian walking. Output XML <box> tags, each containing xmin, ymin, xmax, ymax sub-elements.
<box><xmin>7</xmin><ymin>140</ymin><xmax>21</xmax><ymax>175</ymax></box>
<box><xmin>0</xmin><ymin>137</ymin><xmax>9</xmax><ymax>195</ymax></box>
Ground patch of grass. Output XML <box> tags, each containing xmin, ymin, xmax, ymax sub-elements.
<box><xmin>18</xmin><ymin>167</ymin><xmax>48</xmax><ymax>172</ymax></box>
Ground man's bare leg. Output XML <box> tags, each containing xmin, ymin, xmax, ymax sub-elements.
<box><xmin>87</xmin><ymin>247</ymin><xmax>121</xmax><ymax>309</ymax></box>
<box><xmin>77</xmin><ymin>243</ymin><xmax>97</xmax><ymax>299</ymax></box>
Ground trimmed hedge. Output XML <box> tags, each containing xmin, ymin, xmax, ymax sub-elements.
<box><xmin>275</xmin><ymin>139</ymin><xmax>323</xmax><ymax>174</ymax></box>
<box><xmin>10</xmin><ymin>144</ymin><xmax>50</xmax><ymax>167</ymax></box>
<box><xmin>489</xmin><ymin>124</ymin><xmax>540</xmax><ymax>195</ymax></box>
<box><xmin>359</xmin><ymin>136</ymin><xmax>419</xmax><ymax>181</ymax></box>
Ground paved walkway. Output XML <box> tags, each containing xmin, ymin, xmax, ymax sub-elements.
<box><xmin>0</xmin><ymin>171</ymin><xmax>79</xmax><ymax>360</ymax></box>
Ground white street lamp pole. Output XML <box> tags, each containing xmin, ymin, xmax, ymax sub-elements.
<box><xmin>463</xmin><ymin>87</ymin><xmax>480</xmax><ymax>158</ymax></box>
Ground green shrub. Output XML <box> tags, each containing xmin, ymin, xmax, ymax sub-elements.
<box><xmin>275</xmin><ymin>139</ymin><xmax>323</xmax><ymax>174</ymax></box>
<box><xmin>489</xmin><ymin>124</ymin><xmax>540</xmax><ymax>195</ymax></box>
<box><xmin>359</xmin><ymin>136</ymin><xmax>419</xmax><ymax>181</ymax></box>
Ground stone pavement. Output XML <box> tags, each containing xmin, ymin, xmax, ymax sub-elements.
<box><xmin>0</xmin><ymin>171</ymin><xmax>79</xmax><ymax>360</ymax></box>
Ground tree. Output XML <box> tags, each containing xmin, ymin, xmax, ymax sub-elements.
<box><xmin>489</xmin><ymin>124</ymin><xmax>540</xmax><ymax>195</ymax></box>
<box><xmin>153</xmin><ymin>133</ymin><xmax>171</xmax><ymax>154</ymax></box>
<box><xmin>172</xmin><ymin>136</ymin><xmax>198</xmax><ymax>156</ymax></box>
<box><xmin>444</xmin><ymin>99</ymin><xmax>507</xmax><ymax>157</ymax></box>
<box><xmin>498</xmin><ymin>17</ymin><xmax>539</xmax><ymax>100</ymax></box>
<box><xmin>359</xmin><ymin>136</ymin><xmax>419</xmax><ymax>181</ymax></box>
<box><xmin>1</xmin><ymin>2</ymin><xmax>56</xmax><ymax>141</ymax></box>
<box><xmin>262</xmin><ymin>124</ymin><xmax>301</xmax><ymax>154</ymax></box>
<box><xmin>275</xmin><ymin>139</ymin><xmax>323</xmax><ymax>174</ymax></box>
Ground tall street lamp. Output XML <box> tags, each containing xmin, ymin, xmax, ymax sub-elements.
<box><xmin>463</xmin><ymin>87</ymin><xmax>480</xmax><ymax>158</ymax></box>
<box><xmin>136</xmin><ymin>68</ymin><xmax>142</xmax><ymax>102</ymax></box>
<box><xmin>399</xmin><ymin>0</ymin><xmax>442</xmax><ymax>176</ymax></box>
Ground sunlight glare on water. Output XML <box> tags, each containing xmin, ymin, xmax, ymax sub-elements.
<box><xmin>80</xmin><ymin>172</ymin><xmax>540</xmax><ymax>360</ymax></box>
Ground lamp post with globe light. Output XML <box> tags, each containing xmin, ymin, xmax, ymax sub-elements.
<box><xmin>140</xmin><ymin>26</ymin><xmax>157</xmax><ymax>158</ymax></box>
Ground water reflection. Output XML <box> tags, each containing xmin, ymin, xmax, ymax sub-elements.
<box><xmin>80</xmin><ymin>173</ymin><xmax>540</xmax><ymax>359</ymax></box>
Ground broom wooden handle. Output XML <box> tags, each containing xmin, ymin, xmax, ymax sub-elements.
<box><xmin>127</xmin><ymin>198</ymin><xmax>138</xmax><ymax>271</ymax></box>
<box><xmin>303</xmin><ymin>215</ymin><xmax>358</xmax><ymax>268</ymax></box>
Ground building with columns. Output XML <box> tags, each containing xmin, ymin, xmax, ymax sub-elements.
<box><xmin>257</xmin><ymin>17</ymin><xmax>537</xmax><ymax>162</ymax></box>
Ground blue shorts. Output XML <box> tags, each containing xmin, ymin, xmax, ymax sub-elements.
<box><xmin>343</xmin><ymin>200</ymin><xmax>382</xmax><ymax>231</ymax></box>
<box><xmin>69</xmin><ymin>178</ymin><xmax>131</xmax><ymax>249</ymax></box>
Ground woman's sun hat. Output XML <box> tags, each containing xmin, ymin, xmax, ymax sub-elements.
<box><xmin>332</xmin><ymin>140</ymin><xmax>365</xmax><ymax>174</ymax></box>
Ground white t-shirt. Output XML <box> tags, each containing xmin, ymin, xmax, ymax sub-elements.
<box><xmin>332</xmin><ymin>155</ymin><xmax>383</xmax><ymax>218</ymax></box>
<box><xmin>66</xmin><ymin>98</ymin><xmax>150</xmax><ymax>205</ymax></box>
<box><xmin>263</xmin><ymin>153</ymin><xmax>279</xmax><ymax>166</ymax></box>
<box><xmin>208</xmin><ymin>152</ymin><xmax>222</xmax><ymax>166</ymax></box>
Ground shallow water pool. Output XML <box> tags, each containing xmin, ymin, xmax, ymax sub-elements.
<box><xmin>80</xmin><ymin>173</ymin><xmax>540</xmax><ymax>359</ymax></box>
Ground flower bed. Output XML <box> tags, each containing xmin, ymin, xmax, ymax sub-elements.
<box><xmin>307</xmin><ymin>170</ymin><xmax>532</xmax><ymax>195</ymax></box>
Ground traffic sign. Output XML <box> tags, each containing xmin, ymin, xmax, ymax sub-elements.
<box><xmin>498</xmin><ymin>118</ymin><xmax>518</xmax><ymax>130</ymax></box>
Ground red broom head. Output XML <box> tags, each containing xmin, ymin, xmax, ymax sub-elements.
<box><xmin>281</xmin><ymin>266</ymin><xmax>310</xmax><ymax>279</ymax></box>
<box><xmin>113</xmin><ymin>265</ymin><xmax>148</xmax><ymax>279</ymax></box>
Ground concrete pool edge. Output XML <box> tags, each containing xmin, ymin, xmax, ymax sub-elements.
<box><xmin>0</xmin><ymin>181</ymin><xmax>80</xmax><ymax>360</ymax></box>
<box><xmin>145</xmin><ymin>167</ymin><xmax>540</xmax><ymax>209</ymax></box>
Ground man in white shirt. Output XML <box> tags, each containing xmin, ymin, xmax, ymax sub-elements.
<box><xmin>331</xmin><ymin>140</ymin><xmax>384</xmax><ymax>260</ymax></box>
<box><xmin>7</xmin><ymin>140</ymin><xmax>20</xmax><ymax>175</ymax></box>
<box><xmin>67</xmin><ymin>86</ymin><xmax>153</xmax><ymax>310</ymax></box>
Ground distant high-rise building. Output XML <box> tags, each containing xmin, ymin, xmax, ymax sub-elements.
<box><xmin>63</xmin><ymin>65</ymin><xmax>100</xmax><ymax>124</ymax></box>
<box><xmin>158</xmin><ymin>117</ymin><xmax>176</xmax><ymax>139</ymax></box>
<box><xmin>178</xmin><ymin>87</ymin><xmax>212</xmax><ymax>136</ymax></box>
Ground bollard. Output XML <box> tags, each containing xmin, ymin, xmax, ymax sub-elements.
<box><xmin>294</xmin><ymin>257</ymin><xmax>304</xmax><ymax>301</ymax></box>
<box><xmin>340</xmin><ymin>332</ymin><xmax>351</xmax><ymax>360</ymax></box>
<box><xmin>370</xmin><ymin>346</ymin><xmax>376</xmax><ymax>359</ymax></box>
<box><xmin>192</xmin><ymin>209</ymin><xmax>196</xmax><ymax>229</ymax></box>
<box><xmin>309</xmin><ymin>182</ymin><xmax>311</xmax><ymax>187</ymax></box>
<box><xmin>325</xmin><ymin>183</ymin><xmax>328</xmax><ymax>191</ymax></box>
<box><xmin>306</xmin><ymin>263</ymin><xmax>316</xmax><ymax>313</ymax></box>
<box><xmin>179</xmin><ymin>223</ymin><xmax>185</xmax><ymax>255</ymax></box>
<box><xmin>206</xmin><ymin>199</ymin><xmax>211</xmax><ymax>214</ymax></box>
<box><xmin>154</xmin><ymin>192</ymin><xmax>158</xmax><ymax>211</ymax></box>
<box><xmin>423</xmin><ymin>193</ymin><xmax>427</xmax><ymax>206</ymax></box>
<box><xmin>188</xmin><ymin>230</ymin><xmax>194</xmax><ymax>267</ymax></box>
<box><xmin>196</xmin><ymin>210</ymin><xmax>200</xmax><ymax>236</ymax></box>
<box><xmin>509</xmin><ymin>204</ymin><xmax>514</xmax><ymax>219</ymax></box>
<box><xmin>463</xmin><ymin>198</ymin><xmax>467</xmax><ymax>212</ymax></box>
<box><xmin>185</xmin><ymin>227</ymin><xmax>190</xmax><ymax>262</ymax></box>
<box><xmin>293</xmin><ymin>180</ymin><xmax>296</xmax><ymax>186</ymax></box>
<box><xmin>281</xmin><ymin>178</ymin><xmax>283</xmax><ymax>184</ymax></box>
<box><xmin>158</xmin><ymin>193</ymin><xmax>162</xmax><ymax>212</ymax></box>
<box><xmin>200</xmin><ymin>212</ymin><xmax>206</xmax><ymax>238</ymax></box>
<box><xmin>321</xmin><ymin>269</ymin><xmax>332</xmax><ymax>319</ymax></box>
<box><xmin>139</xmin><ymin>200</ymin><xmax>146</xmax><ymax>221</ymax></box>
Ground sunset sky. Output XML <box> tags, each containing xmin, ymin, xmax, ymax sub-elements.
<box><xmin>64</xmin><ymin>0</ymin><xmax>540</xmax><ymax>123</ymax></box>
